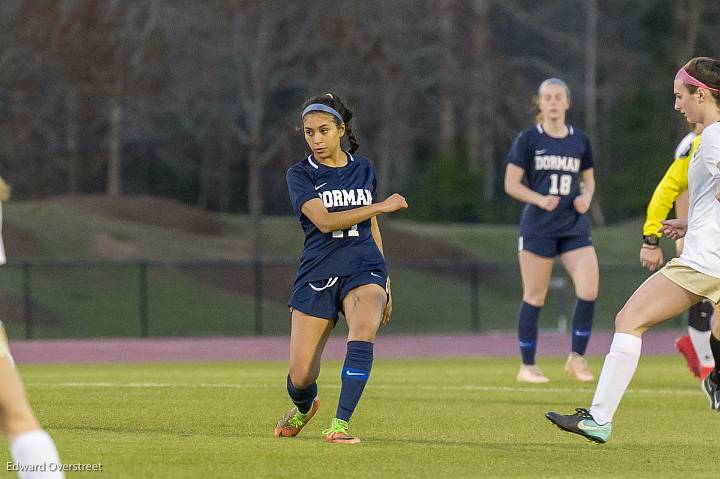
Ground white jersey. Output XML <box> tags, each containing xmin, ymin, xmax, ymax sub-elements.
<box><xmin>679</xmin><ymin>122</ymin><xmax>720</xmax><ymax>278</ymax></box>
<box><xmin>675</xmin><ymin>131</ymin><xmax>697</xmax><ymax>160</ymax></box>
<box><xmin>0</xmin><ymin>203</ymin><xmax>5</xmax><ymax>265</ymax></box>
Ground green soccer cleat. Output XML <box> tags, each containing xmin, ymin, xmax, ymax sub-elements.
<box><xmin>545</xmin><ymin>408</ymin><xmax>612</xmax><ymax>444</ymax></box>
<box><xmin>322</xmin><ymin>418</ymin><xmax>360</xmax><ymax>444</ymax></box>
<box><xmin>274</xmin><ymin>398</ymin><xmax>319</xmax><ymax>438</ymax></box>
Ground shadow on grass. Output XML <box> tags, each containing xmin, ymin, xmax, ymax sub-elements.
<box><xmin>362</xmin><ymin>437</ymin><xmax>610</xmax><ymax>450</ymax></box>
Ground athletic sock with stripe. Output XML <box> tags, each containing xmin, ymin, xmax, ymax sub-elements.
<box><xmin>336</xmin><ymin>340</ymin><xmax>373</xmax><ymax>422</ymax></box>
<box><xmin>518</xmin><ymin>302</ymin><xmax>541</xmax><ymax>365</ymax></box>
<box><xmin>571</xmin><ymin>298</ymin><xmax>595</xmax><ymax>355</ymax></box>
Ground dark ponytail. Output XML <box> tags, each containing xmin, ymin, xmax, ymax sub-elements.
<box><xmin>301</xmin><ymin>93</ymin><xmax>359</xmax><ymax>153</ymax></box>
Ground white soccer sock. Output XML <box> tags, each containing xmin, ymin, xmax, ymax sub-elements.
<box><xmin>688</xmin><ymin>326</ymin><xmax>715</xmax><ymax>368</ymax></box>
<box><xmin>589</xmin><ymin>333</ymin><xmax>642</xmax><ymax>425</ymax></box>
<box><xmin>10</xmin><ymin>429</ymin><xmax>64</xmax><ymax>479</ymax></box>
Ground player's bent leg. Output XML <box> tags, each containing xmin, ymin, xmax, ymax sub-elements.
<box><xmin>0</xmin><ymin>321</ymin><xmax>15</xmax><ymax>368</ymax></box>
<box><xmin>560</xmin><ymin>246</ymin><xmax>598</xmax><ymax>382</ymax></box>
<box><xmin>547</xmin><ymin>272</ymin><xmax>699</xmax><ymax>443</ymax></box>
<box><xmin>677</xmin><ymin>301</ymin><xmax>712</xmax><ymax>379</ymax></box>
<box><xmin>517</xmin><ymin>251</ymin><xmax>553</xmax><ymax>382</ymax></box>
<box><xmin>344</xmin><ymin>284</ymin><xmax>385</xmax><ymax>342</ymax></box>
<box><xmin>675</xmin><ymin>334</ymin><xmax>701</xmax><ymax>378</ymax></box>
<box><xmin>0</xmin><ymin>357</ymin><xmax>64</xmax><ymax>478</ymax></box>
<box><xmin>598</xmin><ymin>273</ymin><xmax>699</xmax><ymax>422</ymax></box>
<box><xmin>614</xmin><ymin>272</ymin><xmax>699</xmax><ymax>336</ymax></box>
<box><xmin>687</xmin><ymin>300</ymin><xmax>715</xmax><ymax>379</ymax></box>
<box><xmin>705</xmin><ymin>305</ymin><xmax>720</xmax><ymax>411</ymax></box>
<box><xmin>322</xmin><ymin>283</ymin><xmax>385</xmax><ymax>444</ymax></box>
<box><xmin>0</xmin><ymin>323</ymin><xmax>39</xmax><ymax>440</ymax></box>
<box><xmin>0</xmin><ymin>357</ymin><xmax>40</xmax><ymax>441</ymax></box>
<box><xmin>287</xmin><ymin>310</ymin><xmax>334</xmax><ymax>387</ymax></box>
<box><xmin>518</xmin><ymin>250</ymin><xmax>554</xmax><ymax>307</ymax></box>
<box><xmin>275</xmin><ymin>311</ymin><xmax>333</xmax><ymax>438</ymax></box>
<box><xmin>560</xmin><ymin>246</ymin><xmax>599</xmax><ymax>301</ymax></box>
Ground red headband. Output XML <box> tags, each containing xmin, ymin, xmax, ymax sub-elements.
<box><xmin>676</xmin><ymin>68</ymin><xmax>720</xmax><ymax>93</ymax></box>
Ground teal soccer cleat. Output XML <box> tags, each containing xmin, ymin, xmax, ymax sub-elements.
<box><xmin>545</xmin><ymin>408</ymin><xmax>612</xmax><ymax>444</ymax></box>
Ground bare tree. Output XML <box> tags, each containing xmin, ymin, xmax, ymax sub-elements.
<box><xmin>584</xmin><ymin>0</ymin><xmax>605</xmax><ymax>225</ymax></box>
<box><xmin>153</xmin><ymin>1</ymin><xmax>226</xmax><ymax>209</ymax></box>
<box><xmin>1</xmin><ymin>0</ymin><xmax>715</xmax><ymax>224</ymax></box>
<box><xmin>437</xmin><ymin>0</ymin><xmax>459</xmax><ymax>154</ymax></box>
<box><xmin>351</xmin><ymin>0</ymin><xmax>433</xmax><ymax>198</ymax></box>
<box><xmin>24</xmin><ymin>0</ymin><xmax>161</xmax><ymax>196</ymax></box>
<box><xmin>0</xmin><ymin>1</ymin><xmax>69</xmax><ymax>196</ymax></box>
<box><xmin>103</xmin><ymin>0</ymin><xmax>161</xmax><ymax>197</ymax></box>
<box><xmin>221</xmin><ymin>1</ymin><xmax>315</xmax><ymax>260</ymax></box>
<box><xmin>673</xmin><ymin>0</ymin><xmax>703</xmax><ymax>65</ymax></box>
<box><xmin>466</xmin><ymin>0</ymin><xmax>496</xmax><ymax>200</ymax></box>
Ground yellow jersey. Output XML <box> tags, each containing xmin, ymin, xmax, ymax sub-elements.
<box><xmin>642</xmin><ymin>134</ymin><xmax>700</xmax><ymax>237</ymax></box>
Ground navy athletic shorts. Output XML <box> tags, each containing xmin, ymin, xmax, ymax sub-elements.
<box><xmin>518</xmin><ymin>234</ymin><xmax>592</xmax><ymax>258</ymax></box>
<box><xmin>288</xmin><ymin>269</ymin><xmax>388</xmax><ymax>321</ymax></box>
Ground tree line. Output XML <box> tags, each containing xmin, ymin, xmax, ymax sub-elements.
<box><xmin>0</xmin><ymin>0</ymin><xmax>717</xmax><ymax>225</ymax></box>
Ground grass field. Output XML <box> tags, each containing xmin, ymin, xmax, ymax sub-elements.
<box><xmin>7</xmin><ymin>356</ymin><xmax>716</xmax><ymax>478</ymax></box>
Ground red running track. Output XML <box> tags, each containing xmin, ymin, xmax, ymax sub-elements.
<box><xmin>9</xmin><ymin>330</ymin><xmax>685</xmax><ymax>364</ymax></box>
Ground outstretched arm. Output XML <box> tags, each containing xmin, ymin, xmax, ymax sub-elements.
<box><xmin>300</xmin><ymin>194</ymin><xmax>407</xmax><ymax>234</ymax></box>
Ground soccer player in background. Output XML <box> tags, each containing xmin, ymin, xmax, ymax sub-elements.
<box><xmin>274</xmin><ymin>94</ymin><xmax>407</xmax><ymax>444</ymax></box>
<box><xmin>0</xmin><ymin>177</ymin><xmax>64</xmax><ymax>478</ymax></box>
<box><xmin>547</xmin><ymin>57</ymin><xmax>720</xmax><ymax>444</ymax></box>
<box><xmin>504</xmin><ymin>78</ymin><xmax>598</xmax><ymax>383</ymax></box>
<box><xmin>639</xmin><ymin>124</ymin><xmax>716</xmax><ymax>379</ymax></box>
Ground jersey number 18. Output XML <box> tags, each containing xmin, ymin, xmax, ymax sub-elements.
<box><xmin>549</xmin><ymin>174</ymin><xmax>572</xmax><ymax>195</ymax></box>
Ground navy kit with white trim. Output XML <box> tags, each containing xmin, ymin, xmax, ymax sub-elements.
<box><xmin>286</xmin><ymin>153</ymin><xmax>387</xmax><ymax>319</ymax></box>
<box><xmin>289</xmin><ymin>270</ymin><xmax>388</xmax><ymax>321</ymax></box>
<box><xmin>507</xmin><ymin>124</ymin><xmax>594</xmax><ymax>257</ymax></box>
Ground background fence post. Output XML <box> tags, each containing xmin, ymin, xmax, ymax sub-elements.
<box><xmin>254</xmin><ymin>259</ymin><xmax>263</xmax><ymax>335</ymax></box>
<box><xmin>22</xmin><ymin>261</ymin><xmax>33</xmax><ymax>340</ymax></box>
<box><xmin>470</xmin><ymin>264</ymin><xmax>480</xmax><ymax>332</ymax></box>
<box><xmin>139</xmin><ymin>262</ymin><xmax>149</xmax><ymax>337</ymax></box>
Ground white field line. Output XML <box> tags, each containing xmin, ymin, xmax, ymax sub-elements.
<box><xmin>25</xmin><ymin>382</ymin><xmax>702</xmax><ymax>396</ymax></box>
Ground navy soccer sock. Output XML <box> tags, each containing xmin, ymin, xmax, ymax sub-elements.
<box><xmin>518</xmin><ymin>302</ymin><xmax>541</xmax><ymax>365</ymax></box>
<box><xmin>571</xmin><ymin>298</ymin><xmax>595</xmax><ymax>355</ymax></box>
<box><xmin>286</xmin><ymin>375</ymin><xmax>317</xmax><ymax>414</ymax></box>
<box><xmin>336</xmin><ymin>340</ymin><xmax>373</xmax><ymax>422</ymax></box>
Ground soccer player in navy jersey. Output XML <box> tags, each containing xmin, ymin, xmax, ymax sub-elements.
<box><xmin>274</xmin><ymin>94</ymin><xmax>408</xmax><ymax>444</ymax></box>
<box><xmin>504</xmin><ymin>78</ymin><xmax>598</xmax><ymax>384</ymax></box>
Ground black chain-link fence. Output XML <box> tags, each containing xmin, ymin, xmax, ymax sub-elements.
<box><xmin>0</xmin><ymin>259</ymin><xmax>682</xmax><ymax>339</ymax></box>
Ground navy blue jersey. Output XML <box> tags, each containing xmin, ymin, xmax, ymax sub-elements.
<box><xmin>506</xmin><ymin>124</ymin><xmax>594</xmax><ymax>237</ymax></box>
<box><xmin>286</xmin><ymin>153</ymin><xmax>386</xmax><ymax>288</ymax></box>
